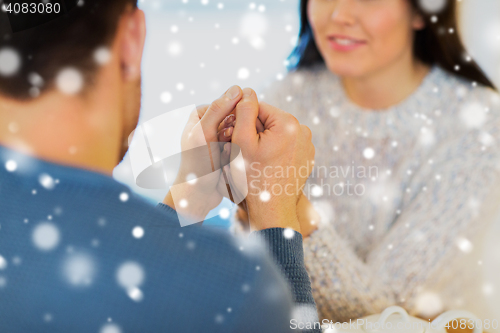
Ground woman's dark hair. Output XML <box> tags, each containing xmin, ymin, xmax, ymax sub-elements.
<box><xmin>289</xmin><ymin>0</ymin><xmax>497</xmax><ymax>91</ymax></box>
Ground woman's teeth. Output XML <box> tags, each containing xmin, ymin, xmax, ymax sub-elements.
<box><xmin>334</xmin><ymin>38</ymin><xmax>358</xmax><ymax>45</ymax></box>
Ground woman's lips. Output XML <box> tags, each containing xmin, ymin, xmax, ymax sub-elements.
<box><xmin>327</xmin><ymin>36</ymin><xmax>367</xmax><ymax>52</ymax></box>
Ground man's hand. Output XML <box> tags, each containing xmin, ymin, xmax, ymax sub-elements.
<box><xmin>163</xmin><ymin>85</ymin><xmax>243</xmax><ymax>222</ymax></box>
<box><xmin>235</xmin><ymin>192</ymin><xmax>320</xmax><ymax>237</ymax></box>
<box><xmin>229</xmin><ymin>88</ymin><xmax>315</xmax><ymax>233</ymax></box>
<box><xmin>215</xmin><ymin>90</ymin><xmax>319</xmax><ymax>236</ymax></box>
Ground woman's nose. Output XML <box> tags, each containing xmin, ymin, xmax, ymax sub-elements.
<box><xmin>330</xmin><ymin>0</ymin><xmax>356</xmax><ymax>25</ymax></box>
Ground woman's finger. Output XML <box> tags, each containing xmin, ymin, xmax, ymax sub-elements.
<box><xmin>217</xmin><ymin>126</ymin><xmax>234</xmax><ymax>144</ymax></box>
<box><xmin>220</xmin><ymin>142</ymin><xmax>232</xmax><ymax>168</ymax></box>
<box><xmin>218</xmin><ymin>114</ymin><xmax>236</xmax><ymax>133</ymax></box>
<box><xmin>198</xmin><ymin>85</ymin><xmax>242</xmax><ymax>142</ymax></box>
<box><xmin>218</xmin><ymin>112</ymin><xmax>262</xmax><ymax>136</ymax></box>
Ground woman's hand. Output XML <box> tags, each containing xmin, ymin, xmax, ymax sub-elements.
<box><xmin>163</xmin><ymin>85</ymin><xmax>243</xmax><ymax>224</ymax></box>
<box><xmin>296</xmin><ymin>193</ymin><xmax>320</xmax><ymax>237</ymax></box>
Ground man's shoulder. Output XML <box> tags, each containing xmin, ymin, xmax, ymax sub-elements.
<box><xmin>0</xmin><ymin>150</ymin><xmax>277</xmax><ymax>331</ymax></box>
<box><xmin>0</xmin><ymin>146</ymin><xmax>267</xmax><ymax>278</ymax></box>
<box><xmin>0</xmin><ymin>149</ymin><xmax>258</xmax><ymax>261</ymax></box>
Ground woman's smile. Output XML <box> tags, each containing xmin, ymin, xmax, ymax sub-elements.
<box><xmin>328</xmin><ymin>34</ymin><xmax>368</xmax><ymax>52</ymax></box>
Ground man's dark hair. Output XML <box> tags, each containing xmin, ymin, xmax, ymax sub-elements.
<box><xmin>0</xmin><ymin>0</ymin><xmax>138</xmax><ymax>100</ymax></box>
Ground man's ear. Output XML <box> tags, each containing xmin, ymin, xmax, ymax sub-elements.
<box><xmin>412</xmin><ymin>11</ymin><xmax>426</xmax><ymax>30</ymax></box>
<box><xmin>119</xmin><ymin>7</ymin><xmax>146</xmax><ymax>81</ymax></box>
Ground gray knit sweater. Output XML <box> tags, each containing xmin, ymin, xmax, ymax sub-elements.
<box><xmin>260</xmin><ymin>62</ymin><xmax>500</xmax><ymax>324</ymax></box>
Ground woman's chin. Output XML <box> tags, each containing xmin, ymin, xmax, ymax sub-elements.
<box><xmin>324</xmin><ymin>60</ymin><xmax>367</xmax><ymax>78</ymax></box>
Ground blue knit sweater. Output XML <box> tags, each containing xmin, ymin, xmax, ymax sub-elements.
<box><xmin>0</xmin><ymin>144</ymin><xmax>319</xmax><ymax>333</ymax></box>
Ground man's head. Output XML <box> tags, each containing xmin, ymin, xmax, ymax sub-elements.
<box><xmin>0</xmin><ymin>0</ymin><xmax>145</xmax><ymax>173</ymax></box>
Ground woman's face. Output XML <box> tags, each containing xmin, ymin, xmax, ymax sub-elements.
<box><xmin>307</xmin><ymin>0</ymin><xmax>425</xmax><ymax>77</ymax></box>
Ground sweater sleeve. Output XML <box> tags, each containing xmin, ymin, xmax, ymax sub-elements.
<box><xmin>155</xmin><ymin>203</ymin><xmax>206</xmax><ymax>228</ymax></box>
<box><xmin>154</xmin><ymin>203</ymin><xmax>182</xmax><ymax>227</ymax></box>
<box><xmin>302</xmin><ymin>128</ymin><xmax>500</xmax><ymax>322</ymax></box>
<box><xmin>252</xmin><ymin>228</ymin><xmax>321</xmax><ymax>333</ymax></box>
<box><xmin>157</xmin><ymin>202</ymin><xmax>321</xmax><ymax>332</ymax></box>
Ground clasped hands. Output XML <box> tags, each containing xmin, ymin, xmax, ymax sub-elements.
<box><xmin>164</xmin><ymin>85</ymin><xmax>319</xmax><ymax>235</ymax></box>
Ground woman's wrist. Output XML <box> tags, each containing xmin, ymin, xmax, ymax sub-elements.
<box><xmin>163</xmin><ymin>184</ymin><xmax>214</xmax><ymax>222</ymax></box>
<box><xmin>296</xmin><ymin>192</ymin><xmax>320</xmax><ymax>237</ymax></box>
